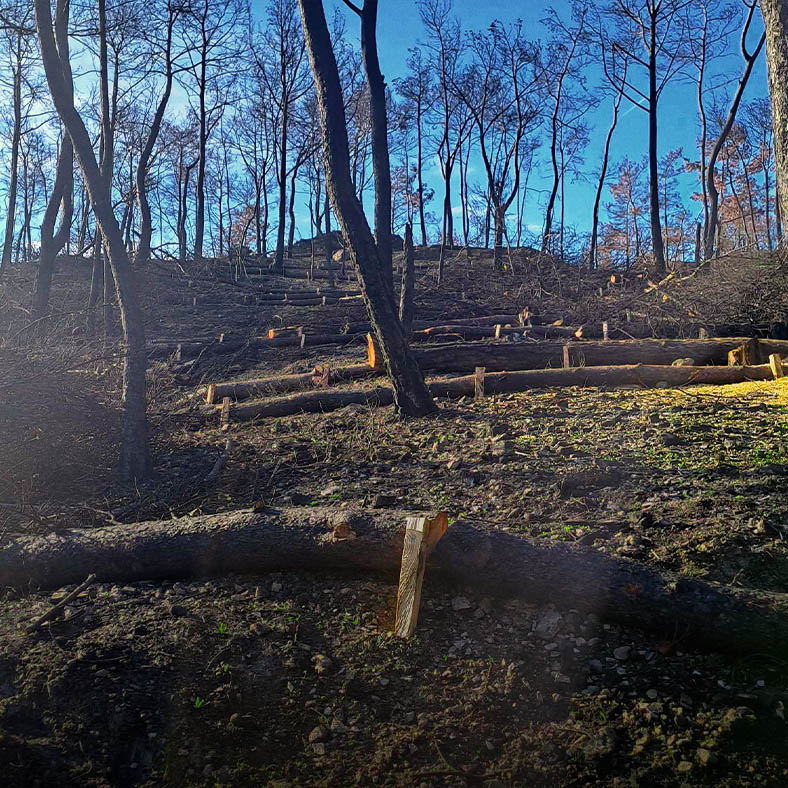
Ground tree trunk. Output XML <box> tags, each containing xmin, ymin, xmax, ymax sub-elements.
<box><xmin>648</xmin><ymin>19</ymin><xmax>667</xmax><ymax>275</ymax></box>
<box><xmin>274</xmin><ymin>105</ymin><xmax>288</xmax><ymax>270</ymax></box>
<box><xmin>136</xmin><ymin>9</ymin><xmax>175</xmax><ymax>265</ymax></box>
<box><xmin>762</xmin><ymin>0</ymin><xmax>788</xmax><ymax>230</ymax></box>
<box><xmin>1</xmin><ymin>33</ymin><xmax>22</xmax><ymax>272</ymax></box>
<box><xmin>398</xmin><ymin>221</ymin><xmax>415</xmax><ymax>336</ymax></box>
<box><xmin>35</xmin><ymin>0</ymin><xmax>150</xmax><ymax>483</ymax></box>
<box><xmin>7</xmin><ymin>505</ymin><xmax>788</xmax><ymax>658</ymax></box>
<box><xmin>590</xmin><ymin>88</ymin><xmax>622</xmax><ymax>269</ymax></box>
<box><xmin>359</xmin><ymin>0</ymin><xmax>393</xmax><ymax>294</ymax></box>
<box><xmin>387</xmin><ymin>337</ymin><xmax>788</xmax><ymax>374</ymax></box>
<box><xmin>297</xmin><ymin>0</ymin><xmax>435</xmax><ymax>417</ymax></box>
<box><xmin>31</xmin><ymin>133</ymin><xmax>73</xmax><ymax>323</ymax></box>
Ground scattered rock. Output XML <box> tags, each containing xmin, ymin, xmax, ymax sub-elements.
<box><xmin>308</xmin><ymin>725</ymin><xmax>328</xmax><ymax>743</ymax></box>
<box><xmin>451</xmin><ymin>596</ymin><xmax>472</xmax><ymax>612</ymax></box>
<box><xmin>533</xmin><ymin>611</ymin><xmax>562</xmax><ymax>640</ymax></box>
<box><xmin>371</xmin><ymin>493</ymin><xmax>396</xmax><ymax>508</ymax></box>
<box><xmin>613</xmin><ymin>646</ymin><xmax>631</xmax><ymax>661</ymax></box>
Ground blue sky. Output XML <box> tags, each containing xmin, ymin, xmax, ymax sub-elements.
<box><xmin>325</xmin><ymin>0</ymin><xmax>770</xmax><ymax>242</ymax></box>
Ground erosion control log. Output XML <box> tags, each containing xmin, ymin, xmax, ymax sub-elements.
<box><xmin>218</xmin><ymin>364</ymin><xmax>774</xmax><ymax>421</ymax></box>
<box><xmin>367</xmin><ymin>335</ymin><xmax>788</xmax><ymax>373</ymax></box>
<box><xmin>204</xmin><ymin>364</ymin><xmax>377</xmax><ymax>403</ymax></box>
<box><xmin>4</xmin><ymin>506</ymin><xmax>788</xmax><ymax>658</ymax></box>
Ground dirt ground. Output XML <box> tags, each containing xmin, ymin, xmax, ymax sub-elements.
<box><xmin>2</xmin><ymin>251</ymin><xmax>788</xmax><ymax>786</ymax></box>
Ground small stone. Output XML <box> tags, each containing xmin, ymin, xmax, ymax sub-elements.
<box><xmin>330</xmin><ymin>717</ymin><xmax>347</xmax><ymax>733</ymax></box>
<box><xmin>533</xmin><ymin>611</ymin><xmax>562</xmax><ymax>640</ymax></box>
<box><xmin>697</xmin><ymin>748</ymin><xmax>717</xmax><ymax>766</ymax></box>
<box><xmin>308</xmin><ymin>725</ymin><xmax>328</xmax><ymax>743</ymax></box>
<box><xmin>311</xmin><ymin>742</ymin><xmax>326</xmax><ymax>756</ymax></box>
<box><xmin>677</xmin><ymin>761</ymin><xmax>693</xmax><ymax>774</ymax></box>
<box><xmin>613</xmin><ymin>646</ymin><xmax>631</xmax><ymax>661</ymax></box>
<box><xmin>321</xmin><ymin>485</ymin><xmax>341</xmax><ymax>497</ymax></box>
<box><xmin>451</xmin><ymin>596</ymin><xmax>472</xmax><ymax>612</ymax></box>
<box><xmin>168</xmin><ymin>604</ymin><xmax>187</xmax><ymax>618</ymax></box>
<box><xmin>271</xmin><ymin>581</ymin><xmax>283</xmax><ymax>593</ymax></box>
<box><xmin>646</xmin><ymin>689</ymin><xmax>658</xmax><ymax>700</ymax></box>
<box><xmin>371</xmin><ymin>493</ymin><xmax>396</xmax><ymax>508</ymax></box>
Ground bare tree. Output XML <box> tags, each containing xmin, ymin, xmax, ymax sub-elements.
<box><xmin>602</xmin><ymin>0</ymin><xmax>692</xmax><ymax>274</ymax></box>
<box><xmin>701</xmin><ymin>0</ymin><xmax>765</xmax><ymax>259</ymax></box>
<box><xmin>296</xmin><ymin>0</ymin><xmax>435</xmax><ymax>416</ymax></box>
<box><xmin>34</xmin><ymin>0</ymin><xmax>150</xmax><ymax>482</ymax></box>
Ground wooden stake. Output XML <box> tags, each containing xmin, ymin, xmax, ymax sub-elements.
<box><xmin>602</xmin><ymin>321</ymin><xmax>609</xmax><ymax>341</ymax></box>
<box><xmin>699</xmin><ymin>327</ymin><xmax>709</xmax><ymax>339</ymax></box>
<box><xmin>394</xmin><ymin>513</ymin><xmax>448</xmax><ymax>638</ymax></box>
<box><xmin>474</xmin><ymin>366</ymin><xmax>485</xmax><ymax>399</ymax></box>
<box><xmin>367</xmin><ymin>333</ymin><xmax>382</xmax><ymax>370</ymax></box>
<box><xmin>562</xmin><ymin>344</ymin><xmax>571</xmax><ymax>369</ymax></box>
<box><xmin>770</xmin><ymin>353</ymin><xmax>785</xmax><ymax>380</ymax></box>
<box><xmin>205</xmin><ymin>384</ymin><xmax>217</xmax><ymax>405</ymax></box>
<box><xmin>220</xmin><ymin>397</ymin><xmax>232</xmax><ymax>431</ymax></box>
<box><xmin>495</xmin><ymin>324</ymin><xmax>502</xmax><ymax>339</ymax></box>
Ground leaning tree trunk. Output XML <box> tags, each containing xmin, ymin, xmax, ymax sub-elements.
<box><xmin>297</xmin><ymin>0</ymin><xmax>435</xmax><ymax>416</ymax></box>
<box><xmin>35</xmin><ymin>0</ymin><xmax>150</xmax><ymax>483</ymax></box>
<box><xmin>135</xmin><ymin>11</ymin><xmax>175</xmax><ymax>265</ymax></box>
<box><xmin>31</xmin><ymin>134</ymin><xmax>73</xmax><ymax>323</ymax></box>
<box><xmin>5</xmin><ymin>506</ymin><xmax>788</xmax><ymax>659</ymax></box>
<box><xmin>762</xmin><ymin>0</ymin><xmax>788</xmax><ymax>230</ymax></box>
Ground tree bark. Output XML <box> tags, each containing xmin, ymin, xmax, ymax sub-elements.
<box><xmin>382</xmin><ymin>337</ymin><xmax>788</xmax><ymax>374</ymax></box>
<box><xmin>704</xmin><ymin>5</ymin><xmax>765</xmax><ymax>260</ymax></box>
<box><xmin>35</xmin><ymin>0</ymin><xmax>150</xmax><ymax>482</ymax></box>
<box><xmin>135</xmin><ymin>8</ymin><xmax>176</xmax><ymax>264</ymax></box>
<box><xmin>297</xmin><ymin>0</ymin><xmax>435</xmax><ymax>417</ymax></box>
<box><xmin>220</xmin><ymin>363</ymin><xmax>774</xmax><ymax>421</ymax></box>
<box><xmin>762</xmin><ymin>0</ymin><xmax>788</xmax><ymax>230</ymax></box>
<box><xmin>398</xmin><ymin>221</ymin><xmax>415</xmax><ymax>336</ymax></box>
<box><xmin>6</xmin><ymin>506</ymin><xmax>788</xmax><ymax>658</ymax></box>
<box><xmin>648</xmin><ymin>14</ymin><xmax>667</xmax><ymax>275</ymax></box>
<box><xmin>358</xmin><ymin>0</ymin><xmax>393</xmax><ymax>293</ymax></box>
<box><xmin>1</xmin><ymin>32</ymin><xmax>23</xmax><ymax>272</ymax></box>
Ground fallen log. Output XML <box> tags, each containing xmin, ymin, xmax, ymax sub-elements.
<box><xmin>204</xmin><ymin>363</ymin><xmax>376</xmax><ymax>403</ymax></box>
<box><xmin>149</xmin><ymin>332</ymin><xmax>362</xmax><ymax>359</ymax></box>
<box><xmin>5</xmin><ymin>506</ymin><xmax>788</xmax><ymax>657</ymax></box>
<box><xmin>367</xmin><ymin>335</ymin><xmax>788</xmax><ymax>373</ymax></box>
<box><xmin>219</xmin><ymin>363</ymin><xmax>774</xmax><ymax>420</ymax></box>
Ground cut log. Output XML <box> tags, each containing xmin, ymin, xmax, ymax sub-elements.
<box><xmin>5</xmin><ymin>506</ymin><xmax>788</xmax><ymax>657</ymax></box>
<box><xmin>390</xmin><ymin>337</ymin><xmax>788</xmax><ymax>373</ymax></box>
<box><xmin>770</xmin><ymin>353</ymin><xmax>785</xmax><ymax>379</ymax></box>
<box><xmin>204</xmin><ymin>364</ymin><xmax>376</xmax><ymax>403</ymax></box>
<box><xmin>218</xmin><ymin>364</ymin><xmax>774</xmax><ymax>421</ymax></box>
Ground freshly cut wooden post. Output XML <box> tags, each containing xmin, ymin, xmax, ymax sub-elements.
<box><xmin>602</xmin><ymin>321</ymin><xmax>609</xmax><ymax>341</ymax></box>
<box><xmin>394</xmin><ymin>513</ymin><xmax>448</xmax><ymax>637</ymax></box>
<box><xmin>206</xmin><ymin>383</ymin><xmax>217</xmax><ymax>405</ymax></box>
<box><xmin>699</xmin><ymin>327</ymin><xmax>709</xmax><ymax>339</ymax></box>
<box><xmin>367</xmin><ymin>333</ymin><xmax>382</xmax><ymax>370</ymax></box>
<box><xmin>495</xmin><ymin>324</ymin><xmax>502</xmax><ymax>339</ymax></box>
<box><xmin>474</xmin><ymin>366</ymin><xmax>485</xmax><ymax>399</ymax></box>
<box><xmin>770</xmin><ymin>353</ymin><xmax>785</xmax><ymax>379</ymax></box>
<box><xmin>562</xmin><ymin>344</ymin><xmax>571</xmax><ymax>369</ymax></box>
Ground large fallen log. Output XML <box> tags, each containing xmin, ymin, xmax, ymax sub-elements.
<box><xmin>368</xmin><ymin>336</ymin><xmax>788</xmax><ymax>372</ymax></box>
<box><xmin>4</xmin><ymin>506</ymin><xmax>788</xmax><ymax>657</ymax></box>
<box><xmin>219</xmin><ymin>363</ymin><xmax>774</xmax><ymax>420</ymax></box>
<box><xmin>148</xmin><ymin>332</ymin><xmax>362</xmax><ymax>359</ymax></box>
<box><xmin>204</xmin><ymin>363</ymin><xmax>376</xmax><ymax>403</ymax></box>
